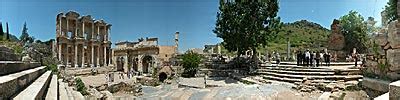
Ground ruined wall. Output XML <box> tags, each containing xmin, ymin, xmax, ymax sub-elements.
<box><xmin>158</xmin><ymin>46</ymin><xmax>176</xmax><ymax>62</ymax></box>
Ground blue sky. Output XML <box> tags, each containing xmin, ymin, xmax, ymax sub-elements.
<box><xmin>0</xmin><ymin>0</ymin><xmax>389</xmax><ymax>53</ymax></box>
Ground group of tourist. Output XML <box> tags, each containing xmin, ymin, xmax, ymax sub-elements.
<box><xmin>296</xmin><ymin>49</ymin><xmax>331</xmax><ymax>67</ymax></box>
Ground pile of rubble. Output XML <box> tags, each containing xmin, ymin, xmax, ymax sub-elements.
<box><xmin>294</xmin><ymin>78</ymin><xmax>360</xmax><ymax>93</ymax></box>
<box><xmin>85</xmin><ymin>82</ymin><xmax>143</xmax><ymax>99</ymax></box>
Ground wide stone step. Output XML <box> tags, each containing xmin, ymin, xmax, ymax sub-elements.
<box><xmin>258</xmin><ymin>72</ymin><xmax>362</xmax><ymax>80</ymax></box>
<box><xmin>267</xmin><ymin>61</ymin><xmax>362</xmax><ymax>65</ymax></box>
<box><xmin>0</xmin><ymin>66</ymin><xmax>46</xmax><ymax>99</ymax></box>
<box><xmin>45</xmin><ymin>75</ymin><xmax>58</xmax><ymax>100</ymax></box>
<box><xmin>261</xmin><ymin>75</ymin><xmax>302</xmax><ymax>83</ymax></box>
<box><xmin>0</xmin><ymin>61</ymin><xmax>40</xmax><ymax>76</ymax></box>
<box><xmin>257</xmin><ymin>69</ymin><xmax>335</xmax><ymax>75</ymax></box>
<box><xmin>260</xmin><ymin>75</ymin><xmax>338</xmax><ymax>83</ymax></box>
<box><xmin>258</xmin><ymin>66</ymin><xmax>361</xmax><ymax>73</ymax></box>
<box><xmin>13</xmin><ymin>71</ymin><xmax>52</xmax><ymax>100</ymax></box>
<box><xmin>58</xmin><ymin>79</ymin><xmax>69</xmax><ymax>100</ymax></box>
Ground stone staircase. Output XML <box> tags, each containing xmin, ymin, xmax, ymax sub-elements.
<box><xmin>0</xmin><ymin>61</ymin><xmax>57</xmax><ymax>99</ymax></box>
<box><xmin>257</xmin><ymin>61</ymin><xmax>363</xmax><ymax>85</ymax></box>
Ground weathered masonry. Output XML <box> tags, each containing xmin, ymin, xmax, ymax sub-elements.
<box><xmin>55</xmin><ymin>11</ymin><xmax>112</xmax><ymax>68</ymax></box>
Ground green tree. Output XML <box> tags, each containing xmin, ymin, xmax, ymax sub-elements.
<box><xmin>0</xmin><ymin>21</ymin><xmax>4</xmax><ymax>37</ymax></box>
<box><xmin>213</xmin><ymin>0</ymin><xmax>281</xmax><ymax>64</ymax></box>
<box><xmin>181</xmin><ymin>51</ymin><xmax>202</xmax><ymax>77</ymax></box>
<box><xmin>19</xmin><ymin>22</ymin><xmax>34</xmax><ymax>43</ymax></box>
<box><xmin>384</xmin><ymin>0</ymin><xmax>398</xmax><ymax>22</ymax></box>
<box><xmin>339</xmin><ymin>11</ymin><xmax>369</xmax><ymax>53</ymax></box>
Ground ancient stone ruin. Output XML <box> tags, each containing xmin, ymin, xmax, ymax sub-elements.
<box><xmin>55</xmin><ymin>11</ymin><xmax>112</xmax><ymax>68</ymax></box>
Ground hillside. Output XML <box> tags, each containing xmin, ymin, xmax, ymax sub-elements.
<box><xmin>260</xmin><ymin>20</ymin><xmax>331</xmax><ymax>55</ymax></box>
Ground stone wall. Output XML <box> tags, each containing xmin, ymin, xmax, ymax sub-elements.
<box><xmin>0</xmin><ymin>46</ymin><xmax>20</xmax><ymax>61</ymax></box>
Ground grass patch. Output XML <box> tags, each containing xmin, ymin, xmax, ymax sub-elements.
<box><xmin>240</xmin><ymin>79</ymin><xmax>255</xmax><ymax>85</ymax></box>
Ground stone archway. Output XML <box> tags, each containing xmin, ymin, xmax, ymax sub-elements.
<box><xmin>158</xmin><ymin>72</ymin><xmax>167</xmax><ymax>82</ymax></box>
<box><xmin>142</xmin><ymin>55</ymin><xmax>153</xmax><ymax>73</ymax></box>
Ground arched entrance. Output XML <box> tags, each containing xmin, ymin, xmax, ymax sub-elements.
<box><xmin>142</xmin><ymin>55</ymin><xmax>153</xmax><ymax>73</ymax></box>
<box><xmin>158</xmin><ymin>72</ymin><xmax>167</xmax><ymax>82</ymax></box>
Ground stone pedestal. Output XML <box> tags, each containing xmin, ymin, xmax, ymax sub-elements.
<box><xmin>389</xmin><ymin>80</ymin><xmax>400</xmax><ymax>99</ymax></box>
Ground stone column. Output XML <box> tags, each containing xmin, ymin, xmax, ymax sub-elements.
<box><xmin>82</xmin><ymin>45</ymin><xmax>85</xmax><ymax>67</ymax></box>
<box><xmin>91</xmin><ymin>45</ymin><xmax>95</xmax><ymax>67</ymax></box>
<box><xmin>97</xmin><ymin>26</ymin><xmax>100</xmax><ymax>40</ymax></box>
<box><xmin>97</xmin><ymin>46</ymin><xmax>100</xmax><ymax>67</ymax></box>
<box><xmin>124</xmin><ymin>55</ymin><xmax>129</xmax><ymax>73</ymax></box>
<box><xmin>138</xmin><ymin>55</ymin><xmax>143</xmax><ymax>73</ymax></box>
<box><xmin>58</xmin><ymin>44</ymin><xmax>62</xmax><ymax>63</ymax></box>
<box><xmin>66</xmin><ymin>18</ymin><xmax>69</xmax><ymax>37</ymax></box>
<box><xmin>74</xmin><ymin>44</ymin><xmax>78</xmax><ymax>68</ymax></box>
<box><xmin>59</xmin><ymin>17</ymin><xmax>62</xmax><ymax>36</ymax></box>
<box><xmin>82</xmin><ymin>22</ymin><xmax>85</xmax><ymax>38</ymax></box>
<box><xmin>92</xmin><ymin>24</ymin><xmax>95</xmax><ymax>39</ymax></box>
<box><xmin>75</xmin><ymin>20</ymin><xmax>78</xmax><ymax>38</ymax></box>
<box><xmin>66</xmin><ymin>45</ymin><xmax>69</xmax><ymax>67</ymax></box>
<box><xmin>104</xmin><ymin>46</ymin><xmax>107</xmax><ymax>66</ymax></box>
<box><xmin>108</xmin><ymin>47</ymin><xmax>111</xmax><ymax>65</ymax></box>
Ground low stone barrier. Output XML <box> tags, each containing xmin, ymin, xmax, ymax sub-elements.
<box><xmin>45</xmin><ymin>75</ymin><xmax>58</xmax><ymax>100</ymax></box>
<box><xmin>0</xmin><ymin>61</ymin><xmax>40</xmax><ymax>76</ymax></box>
<box><xmin>13</xmin><ymin>71</ymin><xmax>52</xmax><ymax>100</ymax></box>
<box><xmin>0</xmin><ymin>66</ymin><xmax>46</xmax><ymax>99</ymax></box>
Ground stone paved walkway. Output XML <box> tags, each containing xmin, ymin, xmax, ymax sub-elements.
<box><xmin>138</xmin><ymin>82</ymin><xmax>293</xmax><ymax>100</ymax></box>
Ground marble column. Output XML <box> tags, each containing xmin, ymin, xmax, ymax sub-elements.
<box><xmin>75</xmin><ymin>20</ymin><xmax>78</xmax><ymax>38</ymax></box>
<box><xmin>66</xmin><ymin>45</ymin><xmax>69</xmax><ymax>67</ymax></box>
<box><xmin>92</xmin><ymin>24</ymin><xmax>95</xmax><ymax>39</ymax></box>
<box><xmin>82</xmin><ymin>22</ymin><xmax>85</xmax><ymax>38</ymax></box>
<box><xmin>59</xmin><ymin>17</ymin><xmax>62</xmax><ymax>36</ymax></box>
<box><xmin>74</xmin><ymin>44</ymin><xmax>78</xmax><ymax>68</ymax></box>
<box><xmin>91</xmin><ymin>45</ymin><xmax>95</xmax><ymax>67</ymax></box>
<box><xmin>66</xmin><ymin>18</ymin><xmax>69</xmax><ymax>37</ymax></box>
<box><xmin>97</xmin><ymin>46</ymin><xmax>100</xmax><ymax>67</ymax></box>
<box><xmin>104</xmin><ymin>46</ymin><xmax>107</xmax><ymax>66</ymax></box>
<box><xmin>58</xmin><ymin>44</ymin><xmax>62</xmax><ymax>63</ymax></box>
<box><xmin>82</xmin><ymin>45</ymin><xmax>85</xmax><ymax>67</ymax></box>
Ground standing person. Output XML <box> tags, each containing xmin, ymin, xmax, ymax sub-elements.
<box><xmin>327</xmin><ymin>53</ymin><xmax>331</xmax><ymax>67</ymax></box>
<box><xmin>296</xmin><ymin>51</ymin><xmax>301</xmax><ymax>66</ymax></box>
<box><xmin>302</xmin><ymin>51</ymin><xmax>306</xmax><ymax>66</ymax></box>
<box><xmin>315</xmin><ymin>51</ymin><xmax>321</xmax><ymax>67</ymax></box>
<box><xmin>310</xmin><ymin>51</ymin><xmax>314</xmax><ymax>67</ymax></box>
<box><xmin>305</xmin><ymin>50</ymin><xmax>310</xmax><ymax>67</ymax></box>
<box><xmin>300</xmin><ymin>51</ymin><xmax>304</xmax><ymax>66</ymax></box>
<box><xmin>352</xmin><ymin>48</ymin><xmax>358</xmax><ymax>67</ymax></box>
<box><xmin>276</xmin><ymin>53</ymin><xmax>281</xmax><ymax>67</ymax></box>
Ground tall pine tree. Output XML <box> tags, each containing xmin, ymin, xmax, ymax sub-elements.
<box><xmin>0</xmin><ymin>21</ymin><xmax>4</xmax><ymax>36</ymax></box>
<box><xmin>20</xmin><ymin>22</ymin><xmax>29</xmax><ymax>43</ymax></box>
<box><xmin>6</xmin><ymin>22</ymin><xmax>9</xmax><ymax>40</ymax></box>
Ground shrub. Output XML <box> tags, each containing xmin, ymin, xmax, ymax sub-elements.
<box><xmin>181</xmin><ymin>51</ymin><xmax>202</xmax><ymax>77</ymax></box>
<box><xmin>75</xmin><ymin>78</ymin><xmax>89</xmax><ymax>95</ymax></box>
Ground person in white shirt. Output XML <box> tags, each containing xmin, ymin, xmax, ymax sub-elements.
<box><xmin>305</xmin><ymin>50</ymin><xmax>310</xmax><ymax>67</ymax></box>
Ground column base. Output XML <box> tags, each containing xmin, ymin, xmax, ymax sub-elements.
<box><xmin>74</xmin><ymin>64</ymin><xmax>79</xmax><ymax>68</ymax></box>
